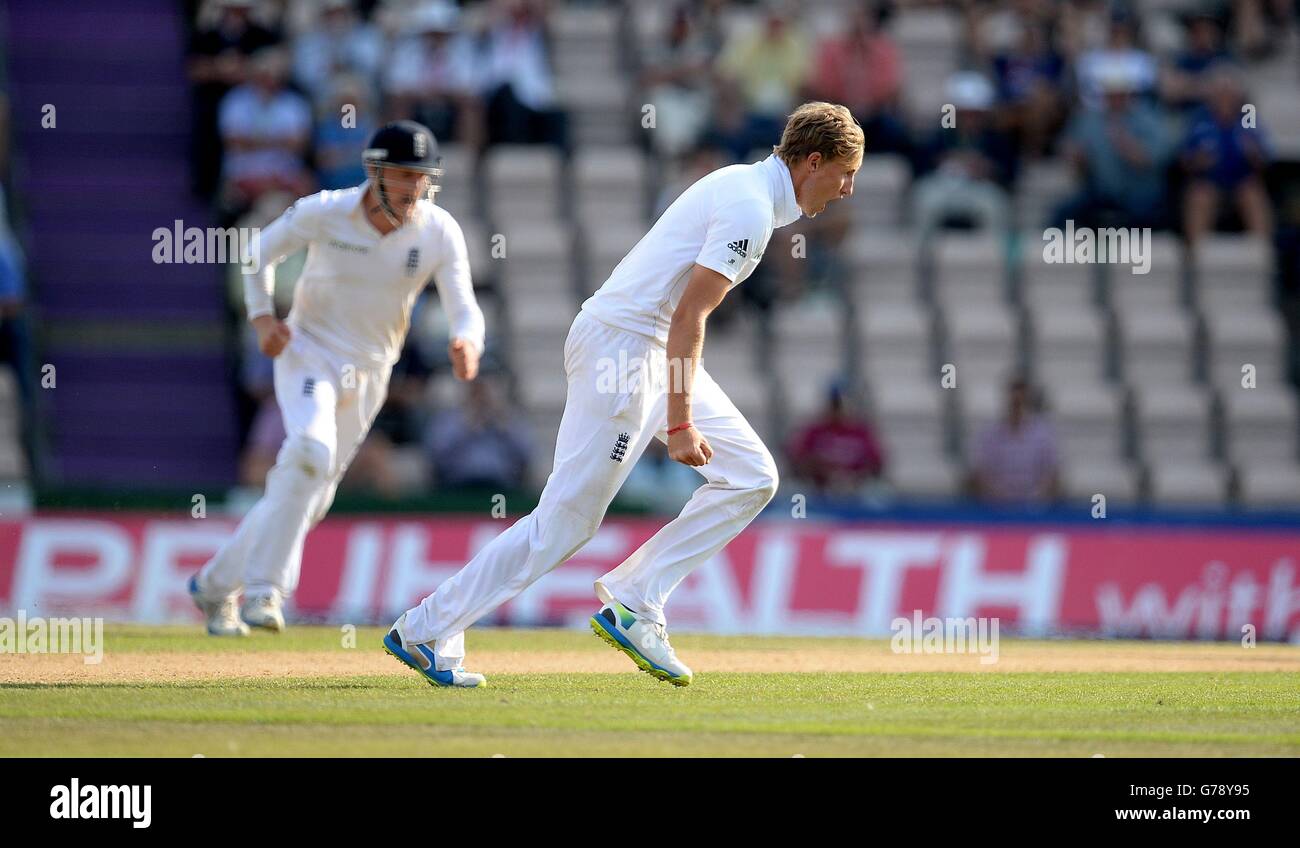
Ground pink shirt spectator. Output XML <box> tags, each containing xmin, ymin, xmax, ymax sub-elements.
<box><xmin>813</xmin><ymin>33</ymin><xmax>901</xmax><ymax>114</ymax></box>
<box><xmin>787</xmin><ymin>418</ymin><xmax>885</xmax><ymax>492</ymax></box>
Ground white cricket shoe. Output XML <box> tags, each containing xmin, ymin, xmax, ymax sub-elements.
<box><xmin>241</xmin><ymin>592</ymin><xmax>286</xmax><ymax>632</ymax></box>
<box><xmin>382</xmin><ymin>613</ymin><xmax>487</xmax><ymax>688</ymax></box>
<box><xmin>590</xmin><ymin>599</ymin><xmax>693</xmax><ymax>686</ymax></box>
<box><xmin>188</xmin><ymin>575</ymin><xmax>249</xmax><ymax>637</ymax></box>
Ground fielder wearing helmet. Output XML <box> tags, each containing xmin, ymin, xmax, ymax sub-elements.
<box><xmin>190</xmin><ymin>117</ymin><xmax>485</xmax><ymax>655</ymax></box>
<box><xmin>362</xmin><ymin>120</ymin><xmax>444</xmax><ymax>225</ymax></box>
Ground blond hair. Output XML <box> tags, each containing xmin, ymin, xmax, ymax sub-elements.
<box><xmin>773</xmin><ymin>102</ymin><xmax>865</xmax><ymax>167</ymax></box>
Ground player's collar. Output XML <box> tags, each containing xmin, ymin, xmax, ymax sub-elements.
<box><xmin>762</xmin><ymin>154</ymin><xmax>802</xmax><ymax>228</ymax></box>
<box><xmin>352</xmin><ymin>181</ymin><xmax>373</xmax><ymax>221</ymax></box>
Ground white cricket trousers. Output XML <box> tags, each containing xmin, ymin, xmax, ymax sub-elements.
<box><xmin>199</xmin><ymin>330</ymin><xmax>391</xmax><ymax>601</ymax></box>
<box><xmin>402</xmin><ymin>309</ymin><xmax>778</xmax><ymax>668</ymax></box>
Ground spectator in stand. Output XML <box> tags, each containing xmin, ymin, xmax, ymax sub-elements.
<box><xmin>383</xmin><ymin>1</ymin><xmax>484</xmax><ymax>148</ymax></box>
<box><xmin>480</xmin><ymin>0</ymin><xmax>568</xmax><ymax>150</ymax></box>
<box><xmin>188</xmin><ymin>0</ymin><xmax>282</xmax><ymax>196</ymax></box>
<box><xmin>991</xmin><ymin>20</ymin><xmax>1067</xmax><ymax>158</ymax></box>
<box><xmin>0</xmin><ymin>185</ymin><xmax>31</xmax><ymax>411</ymax></box>
<box><xmin>715</xmin><ymin>0</ymin><xmax>812</xmax><ymax>153</ymax></box>
<box><xmin>313</xmin><ymin>74</ymin><xmax>375</xmax><ymax>190</ymax></box>
<box><xmin>809</xmin><ymin>0</ymin><xmax>910</xmax><ymax>157</ymax></box>
<box><xmin>1222</xmin><ymin>0</ymin><xmax>1284</xmax><ymax>59</ymax></box>
<box><xmin>425</xmin><ymin>376</ymin><xmax>532</xmax><ymax>490</ymax></box>
<box><xmin>911</xmin><ymin>72</ymin><xmax>1016</xmax><ymax>240</ymax></box>
<box><xmin>1075</xmin><ymin>6</ymin><xmax>1158</xmax><ymax>109</ymax></box>
<box><xmin>785</xmin><ymin>383</ymin><xmax>885</xmax><ymax>499</ymax></box>
<box><xmin>1058</xmin><ymin>0</ymin><xmax>1113</xmax><ymax>59</ymax></box>
<box><xmin>639</xmin><ymin>2</ymin><xmax>719</xmax><ymax>157</ymax></box>
<box><xmin>968</xmin><ymin>376</ymin><xmax>1060</xmax><ymax>506</ymax></box>
<box><xmin>964</xmin><ymin>0</ymin><xmax>1060</xmax><ymax>43</ymax></box>
<box><xmin>218</xmin><ymin>47</ymin><xmax>314</xmax><ymax>213</ymax></box>
<box><xmin>1161</xmin><ymin>8</ymin><xmax>1234</xmax><ymax>110</ymax></box>
<box><xmin>292</xmin><ymin>0</ymin><xmax>383</xmax><ymax>105</ymax></box>
<box><xmin>1181</xmin><ymin>64</ymin><xmax>1272</xmax><ymax>246</ymax></box>
<box><xmin>1053</xmin><ymin>65</ymin><xmax>1172</xmax><ymax>231</ymax></box>
<box><xmin>697</xmin><ymin>83</ymin><xmax>759</xmax><ymax>165</ymax></box>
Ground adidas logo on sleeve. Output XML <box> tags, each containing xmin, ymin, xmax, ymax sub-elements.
<box><xmin>726</xmin><ymin>238</ymin><xmax>749</xmax><ymax>258</ymax></box>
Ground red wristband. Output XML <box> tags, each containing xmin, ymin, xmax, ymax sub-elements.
<box><xmin>666</xmin><ymin>422</ymin><xmax>693</xmax><ymax>436</ymax></box>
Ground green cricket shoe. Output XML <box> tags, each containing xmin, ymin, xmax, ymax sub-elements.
<box><xmin>590</xmin><ymin>599</ymin><xmax>693</xmax><ymax>686</ymax></box>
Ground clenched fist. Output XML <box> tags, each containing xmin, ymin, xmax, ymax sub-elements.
<box><xmin>668</xmin><ymin>425</ymin><xmax>712</xmax><ymax>466</ymax></box>
<box><xmin>449</xmin><ymin>337</ymin><xmax>480</xmax><ymax>381</ymax></box>
<box><xmin>251</xmin><ymin>314</ymin><xmax>291</xmax><ymax>358</ymax></box>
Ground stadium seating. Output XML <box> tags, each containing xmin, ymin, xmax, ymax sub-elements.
<box><xmin>16</xmin><ymin>0</ymin><xmax>1297</xmax><ymax>512</ymax></box>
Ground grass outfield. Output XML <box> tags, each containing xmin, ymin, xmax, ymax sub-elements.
<box><xmin>1</xmin><ymin>626</ymin><xmax>1298</xmax><ymax>757</ymax></box>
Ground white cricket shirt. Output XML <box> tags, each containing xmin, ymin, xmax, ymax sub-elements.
<box><xmin>581</xmin><ymin>153</ymin><xmax>802</xmax><ymax>345</ymax></box>
<box><xmin>243</xmin><ymin>183</ymin><xmax>484</xmax><ymax>368</ymax></box>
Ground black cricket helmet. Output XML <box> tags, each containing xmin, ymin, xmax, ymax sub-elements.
<box><xmin>362</xmin><ymin>120</ymin><xmax>443</xmax><ymax>222</ymax></box>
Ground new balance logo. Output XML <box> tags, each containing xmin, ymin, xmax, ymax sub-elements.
<box><xmin>609</xmin><ymin>432</ymin><xmax>630</xmax><ymax>462</ymax></box>
<box><xmin>726</xmin><ymin>238</ymin><xmax>749</xmax><ymax>258</ymax></box>
<box><xmin>303</xmin><ymin>378</ymin><xmax>316</xmax><ymax>397</ymax></box>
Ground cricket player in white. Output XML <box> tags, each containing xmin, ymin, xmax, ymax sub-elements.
<box><xmin>385</xmin><ymin>103</ymin><xmax>863</xmax><ymax>687</ymax></box>
<box><xmin>190</xmin><ymin>122</ymin><xmax>485</xmax><ymax>662</ymax></box>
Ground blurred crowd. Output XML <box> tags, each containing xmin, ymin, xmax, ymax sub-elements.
<box><xmin>187</xmin><ymin>0</ymin><xmax>569</xmax><ymax>211</ymax></box>
<box><xmin>655</xmin><ymin>0</ymin><xmax>1293</xmax><ymax>260</ymax></box>
<box><xmin>183</xmin><ymin>0</ymin><xmax>1299</xmax><ymax>510</ymax></box>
